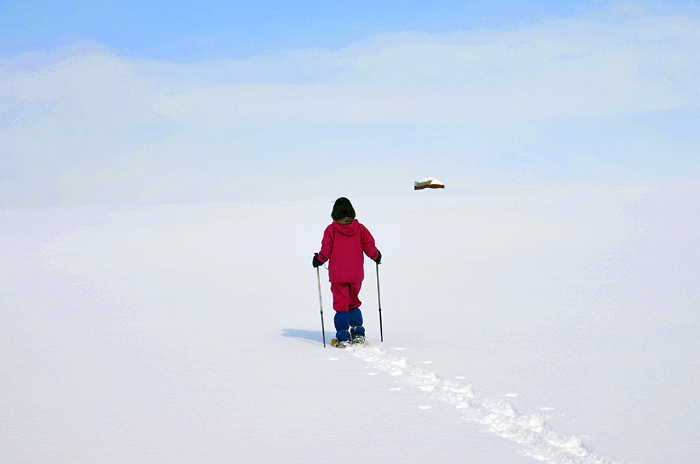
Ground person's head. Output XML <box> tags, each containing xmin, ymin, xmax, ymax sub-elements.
<box><xmin>331</xmin><ymin>197</ymin><xmax>356</xmax><ymax>222</ymax></box>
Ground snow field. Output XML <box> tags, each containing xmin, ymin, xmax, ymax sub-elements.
<box><xmin>347</xmin><ymin>342</ymin><xmax>623</xmax><ymax>464</ymax></box>
<box><xmin>2</xmin><ymin>183</ymin><xmax>699</xmax><ymax>463</ymax></box>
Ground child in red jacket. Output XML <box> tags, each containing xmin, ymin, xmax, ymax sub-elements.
<box><xmin>313</xmin><ymin>197</ymin><xmax>381</xmax><ymax>348</ymax></box>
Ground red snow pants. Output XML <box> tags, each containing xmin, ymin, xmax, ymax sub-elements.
<box><xmin>330</xmin><ymin>282</ymin><xmax>362</xmax><ymax>313</ymax></box>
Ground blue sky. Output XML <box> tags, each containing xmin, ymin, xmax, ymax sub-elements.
<box><xmin>1</xmin><ymin>0</ymin><xmax>699</xmax><ymax>207</ymax></box>
<box><xmin>1</xmin><ymin>1</ymin><xmax>584</xmax><ymax>60</ymax></box>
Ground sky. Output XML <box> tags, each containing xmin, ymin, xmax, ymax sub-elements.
<box><xmin>1</xmin><ymin>0</ymin><xmax>700</xmax><ymax>207</ymax></box>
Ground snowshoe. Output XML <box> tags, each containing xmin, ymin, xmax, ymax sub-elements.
<box><xmin>351</xmin><ymin>335</ymin><xmax>366</xmax><ymax>345</ymax></box>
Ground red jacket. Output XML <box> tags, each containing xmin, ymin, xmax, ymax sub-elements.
<box><xmin>317</xmin><ymin>220</ymin><xmax>379</xmax><ymax>283</ymax></box>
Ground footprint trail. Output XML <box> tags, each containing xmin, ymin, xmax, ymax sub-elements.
<box><xmin>349</xmin><ymin>343</ymin><xmax>625</xmax><ymax>464</ymax></box>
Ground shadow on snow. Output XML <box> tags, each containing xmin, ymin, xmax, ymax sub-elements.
<box><xmin>281</xmin><ymin>328</ymin><xmax>327</xmax><ymax>345</ymax></box>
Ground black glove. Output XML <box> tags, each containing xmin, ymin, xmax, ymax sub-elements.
<box><xmin>312</xmin><ymin>253</ymin><xmax>323</xmax><ymax>268</ymax></box>
<box><xmin>374</xmin><ymin>250</ymin><xmax>382</xmax><ymax>265</ymax></box>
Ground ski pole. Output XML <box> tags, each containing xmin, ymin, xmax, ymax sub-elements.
<box><xmin>317</xmin><ymin>266</ymin><xmax>326</xmax><ymax>347</ymax></box>
<box><xmin>376</xmin><ymin>262</ymin><xmax>383</xmax><ymax>342</ymax></box>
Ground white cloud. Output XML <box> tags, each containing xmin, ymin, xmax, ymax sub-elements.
<box><xmin>152</xmin><ymin>14</ymin><xmax>698</xmax><ymax>125</ymax></box>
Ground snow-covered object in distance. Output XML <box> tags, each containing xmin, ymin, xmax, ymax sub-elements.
<box><xmin>414</xmin><ymin>177</ymin><xmax>445</xmax><ymax>190</ymax></box>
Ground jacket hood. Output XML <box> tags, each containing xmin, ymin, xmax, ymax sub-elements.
<box><xmin>332</xmin><ymin>219</ymin><xmax>357</xmax><ymax>236</ymax></box>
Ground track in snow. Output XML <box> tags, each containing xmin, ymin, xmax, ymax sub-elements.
<box><xmin>344</xmin><ymin>343</ymin><xmax>627</xmax><ymax>464</ymax></box>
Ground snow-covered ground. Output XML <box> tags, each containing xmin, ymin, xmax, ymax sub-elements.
<box><xmin>2</xmin><ymin>183</ymin><xmax>698</xmax><ymax>464</ymax></box>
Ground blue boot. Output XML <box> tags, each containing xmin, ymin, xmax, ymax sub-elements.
<box><xmin>349</xmin><ymin>307</ymin><xmax>365</xmax><ymax>343</ymax></box>
<box><xmin>334</xmin><ymin>311</ymin><xmax>352</xmax><ymax>345</ymax></box>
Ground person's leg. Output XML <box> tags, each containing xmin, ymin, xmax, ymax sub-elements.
<box><xmin>348</xmin><ymin>281</ymin><xmax>362</xmax><ymax>310</ymax></box>
<box><xmin>348</xmin><ymin>308</ymin><xmax>365</xmax><ymax>340</ymax></box>
<box><xmin>330</xmin><ymin>282</ymin><xmax>350</xmax><ymax>313</ymax></box>
<box><xmin>333</xmin><ymin>311</ymin><xmax>351</xmax><ymax>343</ymax></box>
<box><xmin>348</xmin><ymin>282</ymin><xmax>365</xmax><ymax>340</ymax></box>
<box><xmin>330</xmin><ymin>283</ymin><xmax>351</xmax><ymax>343</ymax></box>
